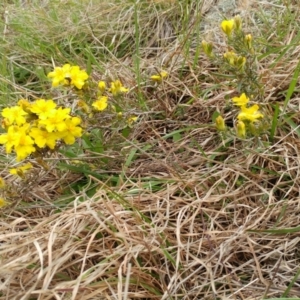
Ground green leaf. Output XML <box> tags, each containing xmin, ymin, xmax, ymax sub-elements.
<box><xmin>212</xmin><ymin>110</ymin><xmax>220</xmax><ymax>123</ymax></box>
<box><xmin>282</xmin><ymin>116</ymin><xmax>300</xmax><ymax>138</ymax></box>
<box><xmin>122</xmin><ymin>126</ymin><xmax>131</xmax><ymax>138</ymax></box>
<box><xmin>264</xmin><ymin>298</ymin><xmax>300</xmax><ymax>300</ymax></box>
<box><xmin>283</xmin><ymin>58</ymin><xmax>300</xmax><ymax>112</ymax></box>
<box><xmin>270</xmin><ymin>103</ymin><xmax>279</xmax><ymax>142</ymax></box>
<box><xmin>248</xmin><ymin>226</ymin><xmax>300</xmax><ymax>234</ymax></box>
<box><xmin>282</xmin><ymin>268</ymin><xmax>300</xmax><ymax>297</ymax></box>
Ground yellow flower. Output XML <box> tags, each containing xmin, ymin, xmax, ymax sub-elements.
<box><xmin>238</xmin><ymin>104</ymin><xmax>264</xmax><ymax>122</ymax></box>
<box><xmin>2</xmin><ymin>106</ymin><xmax>28</xmax><ymax>126</ymax></box>
<box><xmin>47</xmin><ymin>64</ymin><xmax>72</xmax><ymax>87</ymax></box>
<box><xmin>69</xmin><ymin>66</ymin><xmax>89</xmax><ymax>89</ymax></box>
<box><xmin>10</xmin><ymin>162</ymin><xmax>32</xmax><ymax>177</ymax></box>
<box><xmin>221</xmin><ymin>19</ymin><xmax>235</xmax><ymax>36</ymax></box>
<box><xmin>127</xmin><ymin>116</ymin><xmax>138</xmax><ymax>126</ymax></box>
<box><xmin>150</xmin><ymin>70</ymin><xmax>168</xmax><ymax>83</ymax></box>
<box><xmin>232</xmin><ymin>93</ymin><xmax>249</xmax><ymax>107</ymax></box>
<box><xmin>39</xmin><ymin>107</ymin><xmax>71</xmax><ymax>132</ymax></box>
<box><xmin>0</xmin><ymin>125</ymin><xmax>24</xmax><ymax>154</ymax></box>
<box><xmin>110</xmin><ymin>80</ymin><xmax>129</xmax><ymax>96</ymax></box>
<box><xmin>215</xmin><ymin>115</ymin><xmax>226</xmax><ymax>131</ymax></box>
<box><xmin>60</xmin><ymin>117</ymin><xmax>83</xmax><ymax>145</ymax></box>
<box><xmin>30</xmin><ymin>99</ymin><xmax>57</xmax><ymax>120</ymax></box>
<box><xmin>14</xmin><ymin>133</ymin><xmax>36</xmax><ymax>161</ymax></box>
<box><xmin>0</xmin><ymin>198</ymin><xmax>8</xmax><ymax>208</ymax></box>
<box><xmin>98</xmin><ymin>81</ymin><xmax>106</xmax><ymax>93</ymax></box>
<box><xmin>236</xmin><ymin>121</ymin><xmax>246</xmax><ymax>138</ymax></box>
<box><xmin>47</xmin><ymin>64</ymin><xmax>88</xmax><ymax>89</ymax></box>
<box><xmin>30</xmin><ymin>127</ymin><xmax>61</xmax><ymax>149</ymax></box>
<box><xmin>92</xmin><ymin>96</ymin><xmax>108</xmax><ymax>111</ymax></box>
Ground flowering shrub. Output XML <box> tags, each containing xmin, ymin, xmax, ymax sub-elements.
<box><xmin>0</xmin><ymin>63</ymin><xmax>136</xmax><ymax>166</ymax></box>
<box><xmin>203</xmin><ymin>16</ymin><xmax>266</xmax><ymax>138</ymax></box>
<box><xmin>0</xmin><ymin>62</ymin><xmax>170</xmax><ymax>207</ymax></box>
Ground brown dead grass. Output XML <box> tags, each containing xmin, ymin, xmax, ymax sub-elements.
<box><xmin>1</xmin><ymin>0</ymin><xmax>300</xmax><ymax>299</ymax></box>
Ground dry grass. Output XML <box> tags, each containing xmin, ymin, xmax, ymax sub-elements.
<box><xmin>1</xmin><ymin>0</ymin><xmax>300</xmax><ymax>299</ymax></box>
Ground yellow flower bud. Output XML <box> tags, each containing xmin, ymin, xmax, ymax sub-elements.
<box><xmin>1</xmin><ymin>118</ymin><xmax>10</xmax><ymax>130</ymax></box>
<box><xmin>224</xmin><ymin>52</ymin><xmax>246</xmax><ymax>69</ymax></box>
<box><xmin>215</xmin><ymin>115</ymin><xmax>226</xmax><ymax>131</ymax></box>
<box><xmin>98</xmin><ymin>81</ymin><xmax>106</xmax><ymax>93</ymax></box>
<box><xmin>18</xmin><ymin>99</ymin><xmax>31</xmax><ymax>112</ymax></box>
<box><xmin>201</xmin><ymin>40</ymin><xmax>214</xmax><ymax>58</ymax></box>
<box><xmin>224</xmin><ymin>51</ymin><xmax>237</xmax><ymax>65</ymax></box>
<box><xmin>245</xmin><ymin>34</ymin><xmax>252</xmax><ymax>49</ymax></box>
<box><xmin>77</xmin><ymin>100</ymin><xmax>90</xmax><ymax>114</ymax></box>
<box><xmin>236</xmin><ymin>56</ymin><xmax>246</xmax><ymax>69</ymax></box>
<box><xmin>234</xmin><ymin>15</ymin><xmax>242</xmax><ymax>32</ymax></box>
<box><xmin>236</xmin><ymin>121</ymin><xmax>246</xmax><ymax>138</ymax></box>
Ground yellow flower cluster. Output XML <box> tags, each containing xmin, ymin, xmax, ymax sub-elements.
<box><xmin>0</xmin><ymin>99</ymin><xmax>83</xmax><ymax>161</ymax></box>
<box><xmin>232</xmin><ymin>93</ymin><xmax>263</xmax><ymax>121</ymax></box>
<box><xmin>48</xmin><ymin>63</ymin><xmax>131</xmax><ymax>108</ymax></box>
<box><xmin>77</xmin><ymin>79</ymin><xmax>129</xmax><ymax>113</ymax></box>
<box><xmin>221</xmin><ymin>16</ymin><xmax>253</xmax><ymax>55</ymax></box>
<box><xmin>47</xmin><ymin>64</ymin><xmax>135</xmax><ymax>119</ymax></box>
<box><xmin>47</xmin><ymin>64</ymin><xmax>89</xmax><ymax>89</ymax></box>
<box><xmin>224</xmin><ymin>51</ymin><xmax>246</xmax><ymax>69</ymax></box>
<box><xmin>232</xmin><ymin>93</ymin><xmax>263</xmax><ymax>138</ymax></box>
<box><xmin>203</xmin><ymin>16</ymin><xmax>252</xmax><ymax>62</ymax></box>
<box><xmin>215</xmin><ymin>93</ymin><xmax>264</xmax><ymax>138</ymax></box>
